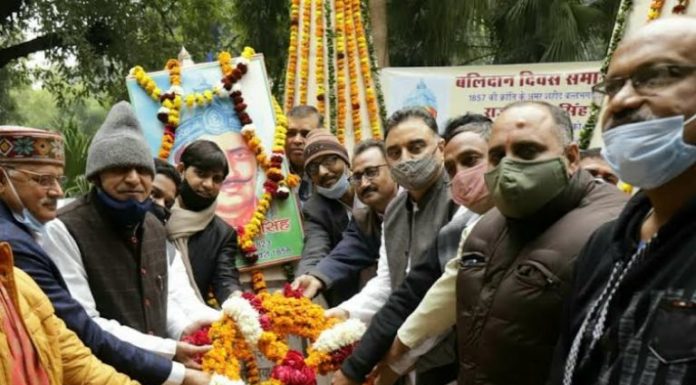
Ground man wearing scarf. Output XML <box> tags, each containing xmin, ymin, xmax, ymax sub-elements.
<box><xmin>0</xmin><ymin>125</ymin><xmax>197</xmax><ymax>384</ymax></box>
<box><xmin>41</xmin><ymin>101</ymin><xmax>213</xmax><ymax>385</ymax></box>
<box><xmin>166</xmin><ymin>140</ymin><xmax>241</xmax><ymax>304</ymax></box>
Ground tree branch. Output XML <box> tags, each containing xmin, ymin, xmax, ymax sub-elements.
<box><xmin>0</xmin><ymin>32</ymin><xmax>65</xmax><ymax>68</ymax></box>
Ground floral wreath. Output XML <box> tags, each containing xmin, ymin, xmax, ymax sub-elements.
<box><xmin>199</xmin><ymin>280</ymin><xmax>365</xmax><ymax>385</ymax></box>
<box><xmin>131</xmin><ymin>50</ymin><xmax>365</xmax><ymax>384</ymax></box>
<box><xmin>130</xmin><ymin>47</ymin><xmax>300</xmax><ymax>265</ymax></box>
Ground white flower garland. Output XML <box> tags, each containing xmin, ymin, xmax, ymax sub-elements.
<box><xmin>209</xmin><ymin>374</ymin><xmax>247</xmax><ymax>385</ymax></box>
<box><xmin>311</xmin><ymin>318</ymin><xmax>366</xmax><ymax>353</ymax></box>
<box><xmin>221</xmin><ymin>296</ymin><xmax>263</xmax><ymax>346</ymax></box>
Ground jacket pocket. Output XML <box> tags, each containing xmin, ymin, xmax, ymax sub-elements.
<box><xmin>515</xmin><ymin>259</ymin><xmax>561</xmax><ymax>289</ymax></box>
<box><xmin>649</xmin><ymin>298</ymin><xmax>696</xmax><ymax>364</ymax></box>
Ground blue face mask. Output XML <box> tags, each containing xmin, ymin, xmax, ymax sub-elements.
<box><xmin>602</xmin><ymin>114</ymin><xmax>696</xmax><ymax>190</ymax></box>
<box><xmin>13</xmin><ymin>208</ymin><xmax>46</xmax><ymax>235</ymax></box>
<box><xmin>1</xmin><ymin>168</ymin><xmax>47</xmax><ymax>235</ymax></box>
<box><xmin>316</xmin><ymin>172</ymin><xmax>350</xmax><ymax>200</ymax></box>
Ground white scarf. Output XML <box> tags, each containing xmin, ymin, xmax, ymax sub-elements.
<box><xmin>165</xmin><ymin>199</ymin><xmax>217</xmax><ymax>301</ymax></box>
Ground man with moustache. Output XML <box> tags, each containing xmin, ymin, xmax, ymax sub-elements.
<box><xmin>348</xmin><ymin>114</ymin><xmax>495</xmax><ymax>385</ymax></box>
<box><xmin>41</xmin><ymin>102</ymin><xmax>213</xmax><ymax>384</ymax></box>
<box><xmin>331</xmin><ymin>107</ymin><xmax>459</xmax><ymax>385</ymax></box>
<box><xmin>205</xmin><ymin>131</ymin><xmax>257</xmax><ymax>229</ymax></box>
<box><xmin>286</xmin><ymin>105</ymin><xmax>324</xmax><ymax>204</ymax></box>
<box><xmin>295</xmin><ymin>129</ymin><xmax>360</xmax><ymax>307</ymax></box>
<box><xmin>291</xmin><ymin>139</ymin><xmax>398</xmax><ymax>299</ymax></box>
<box><xmin>551</xmin><ymin>17</ymin><xmax>696</xmax><ymax>385</ymax></box>
<box><xmin>450</xmin><ymin>101</ymin><xmax>626</xmax><ymax>385</ymax></box>
<box><xmin>0</xmin><ymin>125</ymin><xmax>208</xmax><ymax>384</ymax></box>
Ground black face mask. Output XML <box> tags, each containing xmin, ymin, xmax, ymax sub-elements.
<box><xmin>150</xmin><ymin>204</ymin><xmax>171</xmax><ymax>224</ymax></box>
<box><xmin>179</xmin><ymin>180</ymin><xmax>217</xmax><ymax>212</ymax></box>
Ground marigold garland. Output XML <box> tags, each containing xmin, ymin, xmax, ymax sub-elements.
<box><xmin>353</xmin><ymin>0</ymin><xmax>382</xmax><ymax>139</ymax></box>
<box><xmin>298</xmin><ymin>0</ymin><xmax>312</xmax><ymax>105</ymax></box>
<box><xmin>335</xmin><ymin>0</ymin><xmax>348</xmax><ymax>143</ymax></box>
<box><xmin>237</xmin><ymin>96</ymin><xmax>300</xmax><ymax>264</ymax></box>
<box><xmin>647</xmin><ymin>0</ymin><xmax>665</xmax><ymax>20</ymax></box>
<box><xmin>132</xmin><ymin>48</ymin><xmax>299</xmax><ymax>268</ymax></box>
<box><xmin>344</xmin><ymin>0</ymin><xmax>362</xmax><ymax>142</ymax></box>
<box><xmin>315</xmin><ymin>0</ymin><xmax>327</xmax><ymax>114</ymax></box>
<box><xmin>284</xmin><ymin>0</ymin><xmax>301</xmax><ymax>112</ymax></box>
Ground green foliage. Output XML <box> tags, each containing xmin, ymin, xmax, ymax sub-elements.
<box><xmin>2</xmin><ymin>0</ymin><xmax>239</xmax><ymax>105</ymax></box>
<box><xmin>386</xmin><ymin>0</ymin><xmax>620</xmax><ymax>66</ymax></box>
<box><xmin>229</xmin><ymin>0</ymin><xmax>290</xmax><ymax>96</ymax></box>
<box><xmin>54</xmin><ymin>116</ymin><xmax>92</xmax><ymax>197</ymax></box>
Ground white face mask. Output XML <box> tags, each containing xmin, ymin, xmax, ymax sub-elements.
<box><xmin>2</xmin><ymin>168</ymin><xmax>46</xmax><ymax>235</ymax></box>
<box><xmin>601</xmin><ymin>114</ymin><xmax>696</xmax><ymax>190</ymax></box>
<box><xmin>316</xmin><ymin>172</ymin><xmax>351</xmax><ymax>200</ymax></box>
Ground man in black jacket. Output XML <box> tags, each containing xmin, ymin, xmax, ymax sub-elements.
<box><xmin>550</xmin><ymin>17</ymin><xmax>696</xmax><ymax>385</ymax></box>
<box><xmin>295</xmin><ymin>129</ymin><xmax>357</xmax><ymax>307</ymax></box>
<box><xmin>292</xmin><ymin>139</ymin><xmax>397</xmax><ymax>300</ymax></box>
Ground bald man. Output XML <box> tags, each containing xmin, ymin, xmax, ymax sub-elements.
<box><xmin>551</xmin><ymin>17</ymin><xmax>696</xmax><ymax>385</ymax></box>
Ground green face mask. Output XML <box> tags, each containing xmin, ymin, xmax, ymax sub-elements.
<box><xmin>484</xmin><ymin>156</ymin><xmax>570</xmax><ymax>219</ymax></box>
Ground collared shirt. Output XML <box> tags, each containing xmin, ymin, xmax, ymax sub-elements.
<box><xmin>41</xmin><ymin>219</ymin><xmax>220</xmax><ymax>385</ymax></box>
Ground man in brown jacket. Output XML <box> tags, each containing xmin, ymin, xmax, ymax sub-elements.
<box><xmin>455</xmin><ymin>101</ymin><xmax>627</xmax><ymax>385</ymax></box>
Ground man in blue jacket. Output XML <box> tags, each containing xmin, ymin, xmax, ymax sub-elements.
<box><xmin>0</xmin><ymin>125</ymin><xmax>209</xmax><ymax>385</ymax></box>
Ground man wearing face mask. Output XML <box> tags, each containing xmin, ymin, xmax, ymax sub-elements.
<box><xmin>40</xmin><ymin>102</ymin><xmax>214</xmax><ymax>385</ymax></box>
<box><xmin>332</xmin><ymin>107</ymin><xmax>459</xmax><ymax>385</ymax></box>
<box><xmin>451</xmin><ymin>101</ymin><xmax>626</xmax><ymax>385</ymax></box>
<box><xmin>332</xmin><ymin>114</ymin><xmax>490</xmax><ymax>385</ymax></box>
<box><xmin>0</xmin><ymin>125</ymin><xmax>209</xmax><ymax>385</ymax></box>
<box><xmin>352</xmin><ymin>114</ymin><xmax>495</xmax><ymax>385</ymax></box>
<box><xmin>150</xmin><ymin>158</ymin><xmax>181</xmax><ymax>223</ymax></box>
<box><xmin>291</xmin><ymin>139</ymin><xmax>398</xmax><ymax>300</ymax></box>
<box><xmin>166</xmin><ymin>140</ymin><xmax>241</xmax><ymax>305</ymax></box>
<box><xmin>295</xmin><ymin>129</ymin><xmax>358</xmax><ymax>307</ymax></box>
<box><xmin>550</xmin><ymin>17</ymin><xmax>696</xmax><ymax>385</ymax></box>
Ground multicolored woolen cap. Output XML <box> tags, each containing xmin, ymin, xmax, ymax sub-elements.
<box><xmin>0</xmin><ymin>126</ymin><xmax>65</xmax><ymax>166</ymax></box>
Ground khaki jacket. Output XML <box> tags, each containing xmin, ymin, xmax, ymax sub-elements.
<box><xmin>0</xmin><ymin>242</ymin><xmax>139</xmax><ymax>385</ymax></box>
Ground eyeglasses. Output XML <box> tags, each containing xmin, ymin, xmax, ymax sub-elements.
<box><xmin>306</xmin><ymin>155</ymin><xmax>341</xmax><ymax>176</ymax></box>
<box><xmin>349</xmin><ymin>164</ymin><xmax>387</xmax><ymax>185</ymax></box>
<box><xmin>592</xmin><ymin>64</ymin><xmax>696</xmax><ymax>105</ymax></box>
<box><xmin>5</xmin><ymin>167</ymin><xmax>67</xmax><ymax>189</ymax></box>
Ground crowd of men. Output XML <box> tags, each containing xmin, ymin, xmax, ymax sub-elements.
<box><xmin>1</xmin><ymin>16</ymin><xmax>696</xmax><ymax>385</ymax></box>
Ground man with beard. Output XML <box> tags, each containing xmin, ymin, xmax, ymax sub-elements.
<box><xmin>0</xmin><ymin>125</ymin><xmax>208</xmax><ymax>384</ymax></box>
<box><xmin>551</xmin><ymin>17</ymin><xmax>696</xmax><ymax>385</ymax></box>
<box><xmin>41</xmin><ymin>101</ymin><xmax>214</xmax><ymax>384</ymax></box>
<box><xmin>291</xmin><ymin>139</ymin><xmax>398</xmax><ymax>300</ymax></box>
<box><xmin>286</xmin><ymin>105</ymin><xmax>323</xmax><ymax>204</ymax></box>
<box><xmin>331</xmin><ymin>107</ymin><xmax>459</xmax><ymax>385</ymax></box>
<box><xmin>295</xmin><ymin>129</ymin><xmax>358</xmax><ymax>307</ymax></box>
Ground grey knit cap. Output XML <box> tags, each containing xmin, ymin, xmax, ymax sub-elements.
<box><xmin>86</xmin><ymin>101</ymin><xmax>155</xmax><ymax>179</ymax></box>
